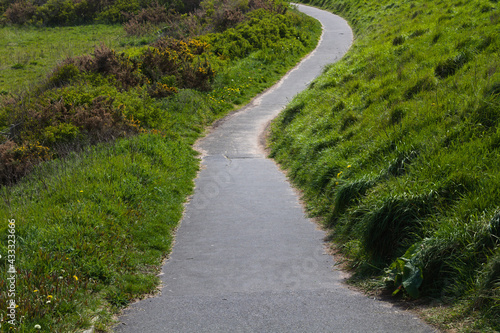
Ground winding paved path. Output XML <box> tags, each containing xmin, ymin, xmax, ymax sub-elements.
<box><xmin>115</xmin><ymin>5</ymin><xmax>437</xmax><ymax>332</ymax></box>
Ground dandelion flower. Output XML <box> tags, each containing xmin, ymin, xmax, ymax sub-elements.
<box><xmin>73</xmin><ymin>275</ymin><xmax>78</xmax><ymax>281</ymax></box>
<box><xmin>34</xmin><ymin>289</ymin><xmax>38</xmax><ymax>292</ymax></box>
<box><xmin>347</xmin><ymin>165</ymin><xmax>351</xmax><ymax>168</ymax></box>
<box><xmin>47</xmin><ymin>295</ymin><xmax>53</xmax><ymax>299</ymax></box>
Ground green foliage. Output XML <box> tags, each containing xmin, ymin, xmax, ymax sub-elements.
<box><xmin>205</xmin><ymin>8</ymin><xmax>312</xmax><ymax>59</ymax></box>
<box><xmin>42</xmin><ymin>123</ymin><xmax>80</xmax><ymax>144</ymax></box>
<box><xmin>384</xmin><ymin>243</ymin><xmax>424</xmax><ymax>298</ymax></box>
<box><xmin>96</xmin><ymin>0</ymin><xmax>140</xmax><ymax>23</ymax></box>
<box><xmin>47</xmin><ymin>63</ymin><xmax>81</xmax><ymax>87</ymax></box>
<box><xmin>271</xmin><ymin>0</ymin><xmax>500</xmax><ymax>330</ymax></box>
<box><xmin>34</xmin><ymin>0</ymin><xmax>80</xmax><ymax>26</ymax></box>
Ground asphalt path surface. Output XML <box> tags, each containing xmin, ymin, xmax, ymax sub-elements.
<box><xmin>115</xmin><ymin>4</ymin><xmax>437</xmax><ymax>332</ymax></box>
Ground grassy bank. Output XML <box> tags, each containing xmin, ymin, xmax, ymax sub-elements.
<box><xmin>270</xmin><ymin>0</ymin><xmax>499</xmax><ymax>331</ymax></box>
<box><xmin>0</xmin><ymin>3</ymin><xmax>322</xmax><ymax>331</ymax></box>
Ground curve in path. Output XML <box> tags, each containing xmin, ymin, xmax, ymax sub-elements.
<box><xmin>115</xmin><ymin>4</ymin><xmax>437</xmax><ymax>332</ymax></box>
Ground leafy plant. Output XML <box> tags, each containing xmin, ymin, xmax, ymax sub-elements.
<box><xmin>384</xmin><ymin>243</ymin><xmax>424</xmax><ymax>298</ymax></box>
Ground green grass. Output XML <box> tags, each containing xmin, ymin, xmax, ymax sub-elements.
<box><xmin>0</xmin><ymin>24</ymin><xmax>136</xmax><ymax>95</ymax></box>
<box><xmin>0</xmin><ymin>5</ymin><xmax>322</xmax><ymax>332</ymax></box>
<box><xmin>270</xmin><ymin>0</ymin><xmax>500</xmax><ymax>331</ymax></box>
<box><xmin>0</xmin><ymin>134</ymin><xmax>198</xmax><ymax>331</ymax></box>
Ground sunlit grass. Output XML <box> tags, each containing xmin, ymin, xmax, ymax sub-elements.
<box><xmin>0</xmin><ymin>24</ymin><xmax>132</xmax><ymax>95</ymax></box>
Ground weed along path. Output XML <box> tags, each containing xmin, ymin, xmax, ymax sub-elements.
<box><xmin>115</xmin><ymin>5</ymin><xmax>436</xmax><ymax>333</ymax></box>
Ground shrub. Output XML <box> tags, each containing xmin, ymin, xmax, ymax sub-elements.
<box><xmin>63</xmin><ymin>45</ymin><xmax>145</xmax><ymax>90</ymax></box>
<box><xmin>181</xmin><ymin>58</ymin><xmax>215</xmax><ymax>91</ymax></box>
<box><xmin>206</xmin><ymin>8</ymin><xmax>307</xmax><ymax>60</ymax></box>
<box><xmin>202</xmin><ymin>0</ymin><xmax>249</xmax><ymax>32</ymax></box>
<box><xmin>123</xmin><ymin>1</ymin><xmax>169</xmax><ymax>36</ymax></box>
<box><xmin>141</xmin><ymin>38</ymin><xmax>214</xmax><ymax>90</ymax></box>
<box><xmin>47</xmin><ymin>63</ymin><xmax>81</xmax><ymax>87</ymax></box>
<box><xmin>124</xmin><ymin>18</ymin><xmax>156</xmax><ymax>36</ymax></box>
<box><xmin>0</xmin><ymin>93</ymin><xmax>141</xmax><ymax>184</ymax></box>
<box><xmin>96</xmin><ymin>0</ymin><xmax>140</xmax><ymax>23</ymax></box>
<box><xmin>0</xmin><ymin>139</ymin><xmax>52</xmax><ymax>185</ymax></box>
<box><xmin>4</xmin><ymin>1</ymin><xmax>36</xmax><ymax>24</ymax></box>
<box><xmin>248</xmin><ymin>0</ymin><xmax>287</xmax><ymax>14</ymax></box>
<box><xmin>147</xmin><ymin>83</ymin><xmax>178</xmax><ymax>98</ymax></box>
<box><xmin>34</xmin><ymin>0</ymin><xmax>79</xmax><ymax>26</ymax></box>
<box><xmin>42</xmin><ymin>122</ymin><xmax>80</xmax><ymax>144</ymax></box>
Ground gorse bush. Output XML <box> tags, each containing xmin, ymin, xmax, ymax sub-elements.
<box><xmin>132</xmin><ymin>0</ymin><xmax>290</xmax><ymax>39</ymax></box>
<box><xmin>203</xmin><ymin>8</ymin><xmax>313</xmax><ymax>59</ymax></box>
<box><xmin>0</xmin><ymin>91</ymin><xmax>140</xmax><ymax>183</ymax></box>
<box><xmin>123</xmin><ymin>1</ymin><xmax>169</xmax><ymax>36</ymax></box>
<box><xmin>270</xmin><ymin>0</ymin><xmax>500</xmax><ymax>330</ymax></box>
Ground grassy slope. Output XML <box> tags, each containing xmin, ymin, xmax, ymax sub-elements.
<box><xmin>0</xmin><ymin>8</ymin><xmax>322</xmax><ymax>333</ymax></box>
<box><xmin>270</xmin><ymin>0</ymin><xmax>499</xmax><ymax>331</ymax></box>
<box><xmin>0</xmin><ymin>24</ymin><xmax>142</xmax><ymax>94</ymax></box>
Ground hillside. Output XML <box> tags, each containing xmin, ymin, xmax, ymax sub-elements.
<box><xmin>270</xmin><ymin>0</ymin><xmax>499</xmax><ymax>331</ymax></box>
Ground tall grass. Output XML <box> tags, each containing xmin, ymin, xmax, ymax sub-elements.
<box><xmin>270</xmin><ymin>0</ymin><xmax>500</xmax><ymax>331</ymax></box>
<box><xmin>0</xmin><ymin>134</ymin><xmax>198</xmax><ymax>331</ymax></box>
